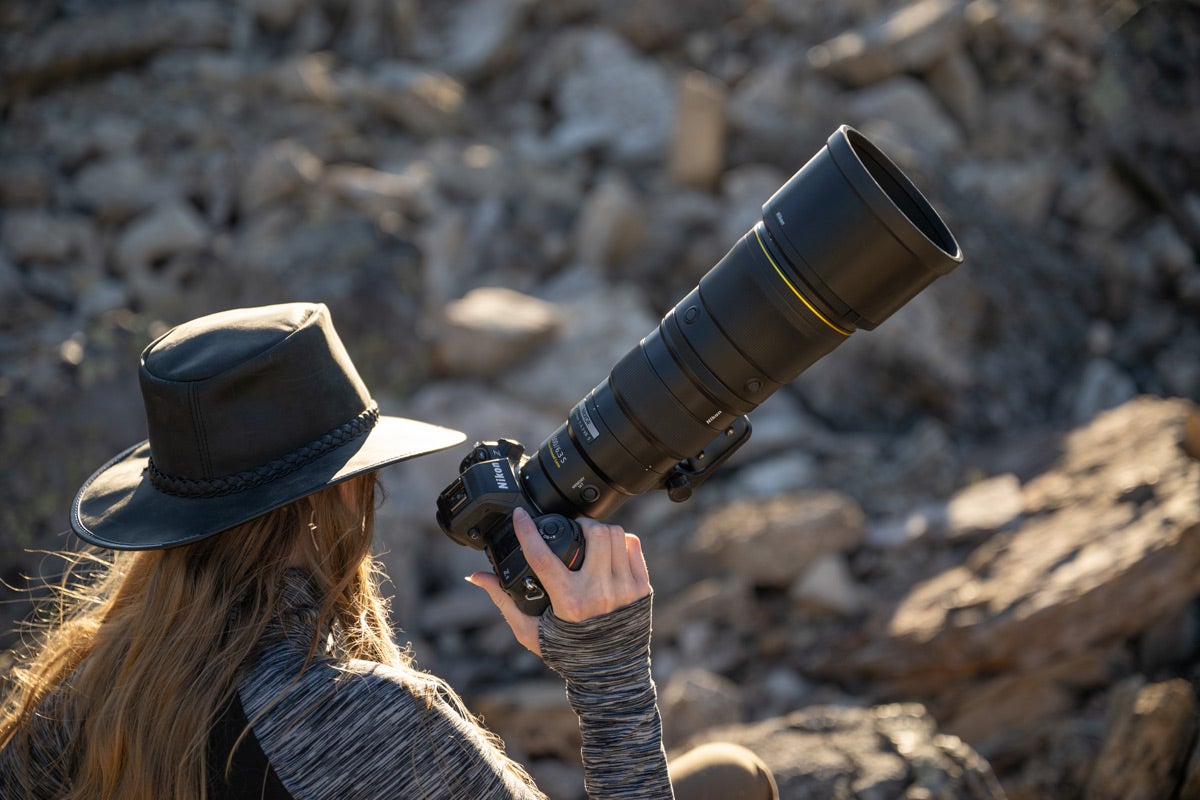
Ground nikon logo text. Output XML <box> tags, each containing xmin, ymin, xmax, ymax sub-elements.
<box><xmin>492</xmin><ymin>463</ymin><xmax>509</xmax><ymax>490</ymax></box>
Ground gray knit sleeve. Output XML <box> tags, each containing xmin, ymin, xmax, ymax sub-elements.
<box><xmin>539</xmin><ymin>595</ymin><xmax>674</xmax><ymax>800</ymax></box>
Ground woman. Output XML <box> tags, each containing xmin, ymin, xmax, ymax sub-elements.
<box><xmin>0</xmin><ymin>302</ymin><xmax>776</xmax><ymax>799</ymax></box>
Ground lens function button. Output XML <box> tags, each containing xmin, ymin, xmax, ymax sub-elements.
<box><xmin>684</xmin><ymin>306</ymin><xmax>700</xmax><ymax>324</ymax></box>
<box><xmin>580</xmin><ymin>485</ymin><xmax>600</xmax><ymax>503</ymax></box>
<box><xmin>744</xmin><ymin>378</ymin><xmax>762</xmax><ymax>393</ymax></box>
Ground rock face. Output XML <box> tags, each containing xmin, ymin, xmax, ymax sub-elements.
<box><xmin>2</xmin><ymin>2</ymin><xmax>1199</xmax><ymax>799</ymax></box>
<box><xmin>685</xmin><ymin>703</ymin><xmax>1006</xmax><ymax>800</ymax></box>
<box><xmin>834</xmin><ymin>398</ymin><xmax>1200</xmax><ymax>694</ymax></box>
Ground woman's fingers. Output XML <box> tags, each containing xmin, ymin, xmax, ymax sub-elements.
<box><xmin>474</xmin><ymin>509</ymin><xmax>653</xmax><ymax>631</ymax></box>
<box><xmin>624</xmin><ymin>532</ymin><xmax>651</xmax><ymax>598</ymax></box>
<box><xmin>465</xmin><ymin>570</ymin><xmax>542</xmax><ymax>657</ymax></box>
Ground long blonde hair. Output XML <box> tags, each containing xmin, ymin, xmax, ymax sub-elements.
<box><xmin>0</xmin><ymin>474</ymin><xmax>536</xmax><ymax>799</ymax></box>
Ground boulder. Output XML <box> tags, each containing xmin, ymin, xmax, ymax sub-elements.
<box><xmin>682</xmin><ymin>703</ymin><xmax>1005</xmax><ymax>800</ymax></box>
<box><xmin>827</xmin><ymin>397</ymin><xmax>1200</xmax><ymax>697</ymax></box>
<box><xmin>690</xmin><ymin>490</ymin><xmax>867</xmax><ymax>588</ymax></box>
<box><xmin>431</xmin><ymin>287</ymin><xmax>565</xmax><ymax>378</ymax></box>
<box><xmin>1087</xmin><ymin>677</ymin><xmax>1197</xmax><ymax>800</ymax></box>
<box><xmin>808</xmin><ymin>0</ymin><xmax>969</xmax><ymax>86</ymax></box>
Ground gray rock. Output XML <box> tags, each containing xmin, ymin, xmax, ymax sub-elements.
<box><xmin>718</xmin><ymin>163</ymin><xmax>787</xmax><ymax>248</ymax></box>
<box><xmin>243</xmin><ymin>0</ymin><xmax>311</xmax><ymax>30</ymax></box>
<box><xmin>571</xmin><ymin>173</ymin><xmax>646</xmax><ymax>269</ymax></box>
<box><xmin>1072</xmin><ymin>358</ymin><xmax>1137</xmax><ymax>425</ymax></box>
<box><xmin>945</xmin><ymin>473</ymin><xmax>1023</xmax><ymax>540</ymax></box>
<box><xmin>1087</xmin><ymin>677</ymin><xmax>1197</xmax><ymax>800</ymax></box>
<box><xmin>352</xmin><ymin>63</ymin><xmax>466</xmax><ymax>138</ymax></box>
<box><xmin>808</xmin><ymin>0</ymin><xmax>969</xmax><ymax>86</ymax></box>
<box><xmin>114</xmin><ymin>202</ymin><xmax>209</xmax><ymax>274</ymax></box>
<box><xmin>690</xmin><ymin>490</ymin><xmax>867</xmax><ymax>588</ymax></box>
<box><xmin>546</xmin><ymin>29</ymin><xmax>676</xmax><ymax>162</ymax></box>
<box><xmin>682</xmin><ymin>704</ymin><xmax>1004</xmax><ymax>800</ymax></box>
<box><xmin>790</xmin><ymin>552</ymin><xmax>870</xmax><ymax>618</ymax></box>
<box><xmin>1058</xmin><ymin>163</ymin><xmax>1149</xmax><ymax>234</ymax></box>
<box><xmin>1</xmin><ymin>1</ymin><xmax>230</xmax><ymax>98</ymax></box>
<box><xmin>660</xmin><ymin>668</ymin><xmax>746</xmax><ymax>748</ymax></box>
<box><xmin>596</xmin><ymin>0</ymin><xmax>743</xmax><ymax>51</ymax></box>
<box><xmin>843</xmin><ymin>76</ymin><xmax>965</xmax><ymax>158</ymax></box>
<box><xmin>668</xmin><ymin>70</ymin><xmax>727</xmax><ymax>191</ymax></box>
<box><xmin>926</xmin><ymin>50</ymin><xmax>985</xmax><ymax>131</ymax></box>
<box><xmin>499</xmin><ymin>267</ymin><xmax>658</xmax><ymax>414</ymax></box>
<box><xmin>2</xmin><ymin>210</ymin><xmax>91</xmax><ymax>264</ymax></box>
<box><xmin>73</xmin><ymin>154</ymin><xmax>174</xmax><ymax>222</ymax></box>
<box><xmin>473</xmin><ymin>680</ymin><xmax>581</xmax><ymax>762</ymax></box>
<box><xmin>831</xmin><ymin>398</ymin><xmax>1200</xmax><ymax>696</ymax></box>
<box><xmin>432</xmin><ymin>287</ymin><xmax>565</xmax><ymax>378</ymax></box>
<box><xmin>239</xmin><ymin>140</ymin><xmax>324</xmax><ymax>215</ymax></box>
<box><xmin>439</xmin><ymin>0</ymin><xmax>528</xmax><ymax>79</ymax></box>
<box><xmin>0</xmin><ymin>157</ymin><xmax>53</xmax><ymax>207</ymax></box>
<box><xmin>951</xmin><ymin>158</ymin><xmax>1058</xmax><ymax>228</ymax></box>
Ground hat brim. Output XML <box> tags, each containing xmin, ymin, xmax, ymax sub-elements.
<box><xmin>71</xmin><ymin>415</ymin><xmax>466</xmax><ymax>550</ymax></box>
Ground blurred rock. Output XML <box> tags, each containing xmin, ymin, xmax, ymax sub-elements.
<box><xmin>2</xmin><ymin>210</ymin><xmax>92</xmax><ymax>265</ymax></box>
<box><xmin>668</xmin><ymin>70</ymin><xmax>727</xmax><ymax>191</ymax></box>
<box><xmin>1058</xmin><ymin>163</ymin><xmax>1149</xmax><ymax>234</ymax></box>
<box><xmin>597</xmin><ymin>0</ymin><xmax>742</xmax><ymax>51</ymax></box>
<box><xmin>844</xmin><ymin>76</ymin><xmax>965</xmax><ymax>157</ymax></box>
<box><xmin>439</xmin><ymin>0</ymin><xmax>528</xmax><ymax>79</ymax></box>
<box><xmin>951</xmin><ymin>159</ymin><xmax>1058</xmax><ymax>229</ymax></box>
<box><xmin>239</xmin><ymin>140</ymin><xmax>324</xmax><ymax>215</ymax></box>
<box><xmin>244</xmin><ymin>0</ymin><xmax>311</xmax><ymax>31</ymax></box>
<box><xmin>1087</xmin><ymin>677</ymin><xmax>1196</xmax><ymax>800</ymax></box>
<box><xmin>831</xmin><ymin>397</ymin><xmax>1200</xmax><ymax>695</ymax></box>
<box><xmin>789</xmin><ymin>552</ymin><xmax>870</xmax><ymax>618</ymax></box>
<box><xmin>683</xmin><ymin>703</ymin><xmax>1005</xmax><ymax>799</ymax></box>
<box><xmin>0</xmin><ymin>157</ymin><xmax>53</xmax><ymax>207</ymax></box>
<box><xmin>926</xmin><ymin>50</ymin><xmax>985</xmax><ymax>132</ymax></box>
<box><xmin>432</xmin><ymin>286</ymin><xmax>564</xmax><ymax>378</ymax></box>
<box><xmin>808</xmin><ymin>0</ymin><xmax>969</xmax><ymax>86</ymax></box>
<box><xmin>499</xmin><ymin>268</ymin><xmax>658</xmax><ymax>413</ymax></box>
<box><xmin>545</xmin><ymin>29</ymin><xmax>676</xmax><ymax>162</ymax></box>
<box><xmin>1</xmin><ymin>1</ymin><xmax>230</xmax><ymax>99</ymax></box>
<box><xmin>691</xmin><ymin>491</ymin><xmax>866</xmax><ymax>588</ymax></box>
<box><xmin>350</xmin><ymin>63</ymin><xmax>467</xmax><ymax>138</ymax></box>
<box><xmin>473</xmin><ymin>680</ymin><xmax>581</xmax><ymax>762</ymax></box>
<box><xmin>572</xmin><ymin>173</ymin><xmax>646</xmax><ymax>269</ymax></box>
<box><xmin>1072</xmin><ymin>358</ymin><xmax>1137</xmax><ymax>424</ymax></box>
<box><xmin>661</xmin><ymin>667</ymin><xmax>746</xmax><ymax>748</ymax></box>
<box><xmin>114</xmin><ymin>202</ymin><xmax>209</xmax><ymax>274</ymax></box>
<box><xmin>945</xmin><ymin>472</ymin><xmax>1022</xmax><ymax>540</ymax></box>
<box><xmin>73</xmin><ymin>154</ymin><xmax>175</xmax><ymax>223</ymax></box>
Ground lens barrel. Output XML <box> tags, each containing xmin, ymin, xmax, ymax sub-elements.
<box><xmin>519</xmin><ymin>126</ymin><xmax>963</xmax><ymax>519</ymax></box>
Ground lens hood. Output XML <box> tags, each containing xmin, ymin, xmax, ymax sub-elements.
<box><xmin>761</xmin><ymin>125</ymin><xmax>962</xmax><ymax>330</ymax></box>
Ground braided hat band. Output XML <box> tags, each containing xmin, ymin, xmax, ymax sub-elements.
<box><xmin>71</xmin><ymin>303</ymin><xmax>465</xmax><ymax>551</ymax></box>
<box><xmin>146</xmin><ymin>403</ymin><xmax>381</xmax><ymax>498</ymax></box>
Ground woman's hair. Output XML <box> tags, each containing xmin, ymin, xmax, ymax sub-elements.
<box><xmin>0</xmin><ymin>475</ymin><xmax>538</xmax><ymax>799</ymax></box>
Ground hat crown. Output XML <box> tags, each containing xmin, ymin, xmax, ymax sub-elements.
<box><xmin>138</xmin><ymin>303</ymin><xmax>373</xmax><ymax>484</ymax></box>
<box><xmin>143</xmin><ymin>304</ymin><xmax>315</xmax><ymax>382</ymax></box>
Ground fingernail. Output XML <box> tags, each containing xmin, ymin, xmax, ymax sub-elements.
<box><xmin>513</xmin><ymin>507</ymin><xmax>530</xmax><ymax>522</ymax></box>
<box><xmin>464</xmin><ymin>574</ymin><xmax>478</xmax><ymax>586</ymax></box>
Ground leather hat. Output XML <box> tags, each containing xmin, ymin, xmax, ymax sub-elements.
<box><xmin>71</xmin><ymin>302</ymin><xmax>465</xmax><ymax>550</ymax></box>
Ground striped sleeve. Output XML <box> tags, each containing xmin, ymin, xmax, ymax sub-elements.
<box><xmin>539</xmin><ymin>595</ymin><xmax>674</xmax><ymax>800</ymax></box>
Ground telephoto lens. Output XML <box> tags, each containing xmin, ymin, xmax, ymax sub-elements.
<box><xmin>518</xmin><ymin>125</ymin><xmax>963</xmax><ymax>520</ymax></box>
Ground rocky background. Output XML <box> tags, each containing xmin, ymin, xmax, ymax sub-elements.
<box><xmin>3</xmin><ymin>0</ymin><xmax>1200</xmax><ymax>797</ymax></box>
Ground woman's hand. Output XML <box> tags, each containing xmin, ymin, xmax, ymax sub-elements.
<box><xmin>466</xmin><ymin>507</ymin><xmax>651</xmax><ymax>658</ymax></box>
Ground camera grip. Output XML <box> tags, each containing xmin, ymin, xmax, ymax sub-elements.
<box><xmin>505</xmin><ymin>513</ymin><xmax>585</xmax><ymax>616</ymax></box>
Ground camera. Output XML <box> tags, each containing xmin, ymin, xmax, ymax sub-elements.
<box><xmin>436</xmin><ymin>125</ymin><xmax>963</xmax><ymax>615</ymax></box>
